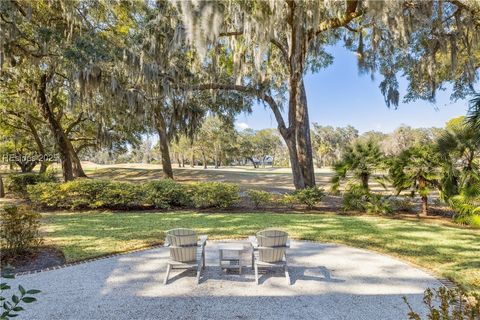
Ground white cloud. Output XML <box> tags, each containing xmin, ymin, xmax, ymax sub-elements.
<box><xmin>235</xmin><ymin>122</ymin><xmax>250</xmax><ymax>130</ymax></box>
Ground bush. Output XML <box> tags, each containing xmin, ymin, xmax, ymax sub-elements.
<box><xmin>28</xmin><ymin>179</ymin><xmax>144</xmax><ymax>210</ymax></box>
<box><xmin>188</xmin><ymin>182</ymin><xmax>239</xmax><ymax>208</ymax></box>
<box><xmin>342</xmin><ymin>185</ymin><xmax>370</xmax><ymax>211</ymax></box>
<box><xmin>364</xmin><ymin>194</ymin><xmax>393</xmax><ymax>215</ymax></box>
<box><xmin>390</xmin><ymin>196</ymin><xmax>415</xmax><ymax>212</ymax></box>
<box><xmin>280</xmin><ymin>193</ymin><xmax>297</xmax><ymax>209</ymax></box>
<box><xmin>246</xmin><ymin>189</ymin><xmax>271</xmax><ymax>208</ymax></box>
<box><xmin>450</xmin><ymin>194</ymin><xmax>480</xmax><ymax>228</ymax></box>
<box><xmin>27</xmin><ymin>183</ymin><xmax>64</xmax><ymax>209</ymax></box>
<box><xmin>293</xmin><ymin>186</ymin><xmax>325</xmax><ymax>209</ymax></box>
<box><xmin>6</xmin><ymin>172</ymin><xmax>57</xmax><ymax>197</ymax></box>
<box><xmin>62</xmin><ymin>179</ymin><xmax>110</xmax><ymax>209</ymax></box>
<box><xmin>342</xmin><ymin>185</ymin><xmax>392</xmax><ymax>215</ymax></box>
<box><xmin>403</xmin><ymin>287</ymin><xmax>480</xmax><ymax>320</ymax></box>
<box><xmin>143</xmin><ymin>179</ymin><xmax>191</xmax><ymax>209</ymax></box>
<box><xmin>0</xmin><ymin>205</ymin><xmax>42</xmax><ymax>255</ymax></box>
<box><xmin>95</xmin><ymin>182</ymin><xmax>145</xmax><ymax>209</ymax></box>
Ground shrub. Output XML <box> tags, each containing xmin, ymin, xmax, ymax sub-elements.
<box><xmin>1</xmin><ymin>272</ymin><xmax>41</xmax><ymax>319</ymax></box>
<box><xmin>143</xmin><ymin>179</ymin><xmax>190</xmax><ymax>209</ymax></box>
<box><xmin>188</xmin><ymin>182</ymin><xmax>239</xmax><ymax>208</ymax></box>
<box><xmin>27</xmin><ymin>183</ymin><xmax>65</xmax><ymax>209</ymax></box>
<box><xmin>95</xmin><ymin>182</ymin><xmax>145</xmax><ymax>209</ymax></box>
<box><xmin>280</xmin><ymin>193</ymin><xmax>297</xmax><ymax>209</ymax></box>
<box><xmin>449</xmin><ymin>193</ymin><xmax>480</xmax><ymax>228</ymax></box>
<box><xmin>293</xmin><ymin>186</ymin><xmax>325</xmax><ymax>209</ymax></box>
<box><xmin>0</xmin><ymin>205</ymin><xmax>42</xmax><ymax>255</ymax></box>
<box><xmin>342</xmin><ymin>185</ymin><xmax>393</xmax><ymax>215</ymax></box>
<box><xmin>6</xmin><ymin>172</ymin><xmax>57</xmax><ymax>197</ymax></box>
<box><xmin>342</xmin><ymin>185</ymin><xmax>370</xmax><ymax>212</ymax></box>
<box><xmin>246</xmin><ymin>189</ymin><xmax>271</xmax><ymax>208</ymax></box>
<box><xmin>390</xmin><ymin>196</ymin><xmax>415</xmax><ymax>212</ymax></box>
<box><xmin>62</xmin><ymin>179</ymin><xmax>110</xmax><ymax>209</ymax></box>
<box><xmin>28</xmin><ymin>180</ymin><xmax>144</xmax><ymax>210</ymax></box>
<box><xmin>403</xmin><ymin>287</ymin><xmax>480</xmax><ymax>320</ymax></box>
<box><xmin>364</xmin><ymin>194</ymin><xmax>393</xmax><ymax>215</ymax></box>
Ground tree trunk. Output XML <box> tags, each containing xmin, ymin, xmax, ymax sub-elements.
<box><xmin>202</xmin><ymin>152</ymin><xmax>207</xmax><ymax>169</ymax></box>
<box><xmin>155</xmin><ymin>112</ymin><xmax>173</xmax><ymax>179</ymax></box>
<box><xmin>295</xmin><ymin>81</ymin><xmax>316</xmax><ymax>187</ymax></box>
<box><xmin>190</xmin><ymin>145</ymin><xmax>195</xmax><ymax>168</ymax></box>
<box><xmin>37</xmin><ymin>74</ymin><xmax>74</xmax><ymax>182</ymax></box>
<box><xmin>282</xmin><ymin>132</ymin><xmax>306</xmax><ymax>189</ymax></box>
<box><xmin>248</xmin><ymin>157</ymin><xmax>257</xmax><ymax>169</ymax></box>
<box><xmin>0</xmin><ymin>174</ymin><xmax>4</xmax><ymax>198</ymax></box>
<box><xmin>214</xmin><ymin>146</ymin><xmax>219</xmax><ymax>169</ymax></box>
<box><xmin>67</xmin><ymin>140</ymin><xmax>87</xmax><ymax>178</ymax></box>
<box><xmin>181</xmin><ymin>154</ymin><xmax>185</xmax><ymax>167</ymax></box>
<box><xmin>418</xmin><ymin>176</ymin><xmax>428</xmax><ymax>216</ymax></box>
<box><xmin>361</xmin><ymin>173</ymin><xmax>369</xmax><ymax>191</ymax></box>
<box><xmin>26</xmin><ymin>120</ymin><xmax>48</xmax><ymax>173</ymax></box>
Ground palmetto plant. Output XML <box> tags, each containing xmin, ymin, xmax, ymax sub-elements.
<box><xmin>466</xmin><ymin>93</ymin><xmax>480</xmax><ymax>133</ymax></box>
<box><xmin>331</xmin><ymin>140</ymin><xmax>384</xmax><ymax>193</ymax></box>
<box><xmin>388</xmin><ymin>145</ymin><xmax>440</xmax><ymax>216</ymax></box>
<box><xmin>437</xmin><ymin>116</ymin><xmax>480</xmax><ymax>200</ymax></box>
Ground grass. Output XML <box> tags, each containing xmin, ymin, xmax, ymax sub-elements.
<box><xmin>41</xmin><ymin>210</ymin><xmax>480</xmax><ymax>292</ymax></box>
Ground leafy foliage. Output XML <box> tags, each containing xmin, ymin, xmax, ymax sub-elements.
<box><xmin>6</xmin><ymin>172</ymin><xmax>57</xmax><ymax>198</ymax></box>
<box><xmin>1</xmin><ymin>273</ymin><xmax>41</xmax><ymax>320</ymax></box>
<box><xmin>388</xmin><ymin>145</ymin><xmax>440</xmax><ymax>215</ymax></box>
<box><xmin>0</xmin><ymin>205</ymin><xmax>42</xmax><ymax>255</ymax></box>
<box><xmin>403</xmin><ymin>287</ymin><xmax>480</xmax><ymax>320</ymax></box>
<box><xmin>246</xmin><ymin>189</ymin><xmax>271</xmax><ymax>209</ymax></box>
<box><xmin>341</xmin><ymin>185</ymin><xmax>393</xmax><ymax>215</ymax></box>
<box><xmin>293</xmin><ymin>187</ymin><xmax>326</xmax><ymax>209</ymax></box>
<box><xmin>332</xmin><ymin>139</ymin><xmax>384</xmax><ymax>192</ymax></box>
<box><xmin>188</xmin><ymin>182</ymin><xmax>239</xmax><ymax>209</ymax></box>
<box><xmin>143</xmin><ymin>180</ymin><xmax>191</xmax><ymax>209</ymax></box>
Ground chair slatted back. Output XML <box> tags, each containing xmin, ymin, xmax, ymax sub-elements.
<box><xmin>256</xmin><ymin>230</ymin><xmax>288</xmax><ymax>263</ymax></box>
<box><xmin>166</xmin><ymin>229</ymin><xmax>198</xmax><ymax>262</ymax></box>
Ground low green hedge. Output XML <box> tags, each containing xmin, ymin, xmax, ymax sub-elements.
<box><xmin>27</xmin><ymin>179</ymin><xmax>240</xmax><ymax>210</ymax></box>
<box><xmin>6</xmin><ymin>172</ymin><xmax>58</xmax><ymax>197</ymax></box>
<box><xmin>188</xmin><ymin>182</ymin><xmax>240</xmax><ymax>208</ymax></box>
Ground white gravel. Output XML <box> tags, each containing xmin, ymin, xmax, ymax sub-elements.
<box><xmin>6</xmin><ymin>241</ymin><xmax>441</xmax><ymax>319</ymax></box>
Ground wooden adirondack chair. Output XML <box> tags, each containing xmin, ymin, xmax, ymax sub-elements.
<box><xmin>249</xmin><ymin>229</ymin><xmax>290</xmax><ymax>285</ymax></box>
<box><xmin>163</xmin><ymin>228</ymin><xmax>207</xmax><ymax>285</ymax></box>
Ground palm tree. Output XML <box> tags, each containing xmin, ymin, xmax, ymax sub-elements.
<box><xmin>437</xmin><ymin>116</ymin><xmax>480</xmax><ymax>199</ymax></box>
<box><xmin>388</xmin><ymin>145</ymin><xmax>440</xmax><ymax>216</ymax></box>
<box><xmin>466</xmin><ymin>93</ymin><xmax>480</xmax><ymax>132</ymax></box>
<box><xmin>331</xmin><ymin>140</ymin><xmax>383</xmax><ymax>192</ymax></box>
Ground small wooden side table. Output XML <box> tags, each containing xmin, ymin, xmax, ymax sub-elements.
<box><xmin>218</xmin><ymin>243</ymin><xmax>247</xmax><ymax>274</ymax></box>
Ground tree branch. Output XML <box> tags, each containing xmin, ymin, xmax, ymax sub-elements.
<box><xmin>187</xmin><ymin>83</ymin><xmax>289</xmax><ymax>135</ymax></box>
<box><xmin>308</xmin><ymin>0</ymin><xmax>362</xmax><ymax>40</ymax></box>
<box><xmin>66</xmin><ymin>112</ymin><xmax>86</xmax><ymax>135</ymax></box>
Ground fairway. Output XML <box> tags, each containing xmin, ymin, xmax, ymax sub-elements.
<box><xmin>40</xmin><ymin>210</ymin><xmax>480</xmax><ymax>292</ymax></box>
<box><xmin>83</xmin><ymin>163</ymin><xmax>391</xmax><ymax>192</ymax></box>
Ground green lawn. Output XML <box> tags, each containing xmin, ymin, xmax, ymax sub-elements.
<box><xmin>41</xmin><ymin>210</ymin><xmax>480</xmax><ymax>292</ymax></box>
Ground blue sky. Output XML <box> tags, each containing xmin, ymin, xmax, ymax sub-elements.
<box><xmin>235</xmin><ymin>45</ymin><xmax>472</xmax><ymax>133</ymax></box>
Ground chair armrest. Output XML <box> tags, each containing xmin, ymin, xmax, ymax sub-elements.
<box><xmin>198</xmin><ymin>235</ymin><xmax>208</xmax><ymax>247</ymax></box>
<box><xmin>248</xmin><ymin>236</ymin><xmax>258</xmax><ymax>249</ymax></box>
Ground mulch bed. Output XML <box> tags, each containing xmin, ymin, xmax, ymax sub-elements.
<box><xmin>1</xmin><ymin>246</ymin><xmax>66</xmax><ymax>275</ymax></box>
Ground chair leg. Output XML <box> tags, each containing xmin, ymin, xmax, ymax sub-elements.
<box><xmin>284</xmin><ymin>253</ymin><xmax>290</xmax><ymax>285</ymax></box>
<box><xmin>196</xmin><ymin>268</ymin><xmax>201</xmax><ymax>285</ymax></box>
<box><xmin>285</xmin><ymin>264</ymin><xmax>290</xmax><ymax>285</ymax></box>
<box><xmin>254</xmin><ymin>262</ymin><xmax>259</xmax><ymax>285</ymax></box>
<box><xmin>202</xmin><ymin>249</ymin><xmax>206</xmax><ymax>270</ymax></box>
<box><xmin>164</xmin><ymin>264</ymin><xmax>172</xmax><ymax>285</ymax></box>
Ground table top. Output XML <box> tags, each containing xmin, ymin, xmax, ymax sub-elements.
<box><xmin>218</xmin><ymin>243</ymin><xmax>247</xmax><ymax>251</ymax></box>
